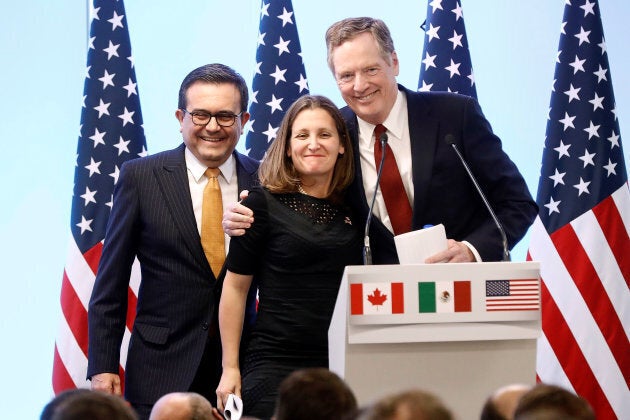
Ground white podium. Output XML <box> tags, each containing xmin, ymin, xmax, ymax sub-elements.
<box><xmin>329</xmin><ymin>262</ymin><xmax>540</xmax><ymax>420</ymax></box>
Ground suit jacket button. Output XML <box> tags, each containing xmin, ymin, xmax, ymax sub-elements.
<box><xmin>202</xmin><ymin>322</ymin><xmax>209</xmax><ymax>331</ymax></box>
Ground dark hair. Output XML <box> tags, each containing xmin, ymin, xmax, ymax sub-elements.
<box><xmin>44</xmin><ymin>390</ymin><xmax>138</xmax><ymax>420</ymax></box>
<box><xmin>325</xmin><ymin>17</ymin><xmax>395</xmax><ymax>71</ymax></box>
<box><xmin>273</xmin><ymin>368</ymin><xmax>357</xmax><ymax>420</ymax></box>
<box><xmin>479</xmin><ymin>397</ymin><xmax>508</xmax><ymax>420</ymax></box>
<box><xmin>479</xmin><ymin>384</ymin><xmax>532</xmax><ymax>420</ymax></box>
<box><xmin>258</xmin><ymin>95</ymin><xmax>354</xmax><ymax>203</ymax></box>
<box><xmin>513</xmin><ymin>384</ymin><xmax>595</xmax><ymax>420</ymax></box>
<box><xmin>177</xmin><ymin>63</ymin><xmax>248</xmax><ymax>112</ymax></box>
<box><xmin>41</xmin><ymin>389</ymin><xmax>93</xmax><ymax>420</ymax></box>
<box><xmin>358</xmin><ymin>389</ymin><xmax>453</xmax><ymax>420</ymax></box>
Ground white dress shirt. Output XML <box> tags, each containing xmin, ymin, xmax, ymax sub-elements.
<box><xmin>185</xmin><ymin>147</ymin><xmax>238</xmax><ymax>252</ymax></box>
<box><xmin>358</xmin><ymin>90</ymin><xmax>413</xmax><ymax>235</ymax></box>
<box><xmin>356</xmin><ymin>91</ymin><xmax>481</xmax><ymax>261</ymax></box>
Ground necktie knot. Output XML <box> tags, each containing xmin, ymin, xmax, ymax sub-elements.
<box><xmin>205</xmin><ymin>167</ymin><xmax>220</xmax><ymax>179</ymax></box>
<box><xmin>374</xmin><ymin>124</ymin><xmax>387</xmax><ymax>143</ymax></box>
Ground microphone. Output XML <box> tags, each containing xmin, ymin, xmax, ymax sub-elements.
<box><xmin>444</xmin><ymin>134</ymin><xmax>511</xmax><ymax>261</ymax></box>
<box><xmin>363</xmin><ymin>131</ymin><xmax>389</xmax><ymax>265</ymax></box>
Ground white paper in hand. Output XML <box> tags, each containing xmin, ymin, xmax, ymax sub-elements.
<box><xmin>224</xmin><ymin>394</ymin><xmax>243</xmax><ymax>420</ymax></box>
<box><xmin>394</xmin><ymin>223</ymin><xmax>448</xmax><ymax>264</ymax></box>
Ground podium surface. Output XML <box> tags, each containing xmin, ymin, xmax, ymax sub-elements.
<box><xmin>329</xmin><ymin>262</ymin><xmax>540</xmax><ymax>420</ymax></box>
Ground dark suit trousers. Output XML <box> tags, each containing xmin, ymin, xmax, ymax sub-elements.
<box><xmin>130</xmin><ymin>334</ymin><xmax>221</xmax><ymax>420</ymax></box>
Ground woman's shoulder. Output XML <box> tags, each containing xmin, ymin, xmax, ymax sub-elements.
<box><xmin>242</xmin><ymin>186</ymin><xmax>268</xmax><ymax>207</ymax></box>
<box><xmin>243</xmin><ymin>186</ymin><xmax>295</xmax><ymax>210</ymax></box>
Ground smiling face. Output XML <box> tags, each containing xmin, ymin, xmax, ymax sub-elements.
<box><xmin>287</xmin><ymin>108</ymin><xmax>345</xmax><ymax>187</ymax></box>
<box><xmin>175</xmin><ymin>81</ymin><xmax>249</xmax><ymax>167</ymax></box>
<box><xmin>330</xmin><ymin>32</ymin><xmax>399</xmax><ymax>125</ymax></box>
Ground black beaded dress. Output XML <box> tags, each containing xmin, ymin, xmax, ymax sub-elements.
<box><xmin>225</xmin><ymin>186</ymin><xmax>362</xmax><ymax>419</ymax></box>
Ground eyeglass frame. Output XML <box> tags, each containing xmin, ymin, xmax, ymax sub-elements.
<box><xmin>181</xmin><ymin>109</ymin><xmax>243</xmax><ymax>128</ymax></box>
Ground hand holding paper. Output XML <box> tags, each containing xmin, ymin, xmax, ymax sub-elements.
<box><xmin>394</xmin><ymin>224</ymin><xmax>448</xmax><ymax>264</ymax></box>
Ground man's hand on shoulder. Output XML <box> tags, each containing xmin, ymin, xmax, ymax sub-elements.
<box><xmin>90</xmin><ymin>372</ymin><xmax>122</xmax><ymax>396</ymax></box>
<box><xmin>222</xmin><ymin>190</ymin><xmax>254</xmax><ymax>237</ymax></box>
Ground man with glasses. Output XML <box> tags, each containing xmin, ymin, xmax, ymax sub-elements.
<box><xmin>87</xmin><ymin>63</ymin><xmax>259</xmax><ymax>420</ymax></box>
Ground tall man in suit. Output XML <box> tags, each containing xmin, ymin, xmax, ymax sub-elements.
<box><xmin>224</xmin><ymin>17</ymin><xmax>537</xmax><ymax>264</ymax></box>
<box><xmin>87</xmin><ymin>63</ymin><xmax>259</xmax><ymax>420</ymax></box>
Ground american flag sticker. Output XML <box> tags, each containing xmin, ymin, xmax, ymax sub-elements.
<box><xmin>485</xmin><ymin>279</ymin><xmax>539</xmax><ymax>312</ymax></box>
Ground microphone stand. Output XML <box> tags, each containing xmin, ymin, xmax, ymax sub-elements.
<box><xmin>445</xmin><ymin>134</ymin><xmax>511</xmax><ymax>261</ymax></box>
<box><xmin>363</xmin><ymin>132</ymin><xmax>388</xmax><ymax>265</ymax></box>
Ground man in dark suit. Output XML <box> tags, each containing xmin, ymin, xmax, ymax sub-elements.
<box><xmin>324</xmin><ymin>17</ymin><xmax>536</xmax><ymax>264</ymax></box>
<box><xmin>87</xmin><ymin>63</ymin><xmax>259</xmax><ymax>420</ymax></box>
<box><xmin>225</xmin><ymin>17</ymin><xmax>536</xmax><ymax>264</ymax></box>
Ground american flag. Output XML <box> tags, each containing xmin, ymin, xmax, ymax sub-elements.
<box><xmin>245</xmin><ymin>0</ymin><xmax>309</xmax><ymax>160</ymax></box>
<box><xmin>418</xmin><ymin>0</ymin><xmax>477</xmax><ymax>98</ymax></box>
<box><xmin>485</xmin><ymin>279</ymin><xmax>539</xmax><ymax>312</ymax></box>
<box><xmin>52</xmin><ymin>0</ymin><xmax>147</xmax><ymax>394</ymax></box>
<box><xmin>527</xmin><ymin>1</ymin><xmax>630</xmax><ymax>418</ymax></box>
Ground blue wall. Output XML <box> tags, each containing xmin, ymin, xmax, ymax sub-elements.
<box><xmin>0</xmin><ymin>1</ymin><xmax>628</xmax><ymax>418</ymax></box>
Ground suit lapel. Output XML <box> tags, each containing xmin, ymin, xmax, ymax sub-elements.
<box><xmin>234</xmin><ymin>152</ymin><xmax>259</xmax><ymax>192</ymax></box>
<box><xmin>154</xmin><ymin>144</ymin><xmax>212</xmax><ymax>275</ymax></box>
<box><xmin>342</xmin><ymin>107</ymin><xmax>370</xmax><ymax>218</ymax></box>
<box><xmin>343</xmin><ymin>88</ymin><xmax>440</xmax><ymax>232</ymax></box>
<box><xmin>404</xmin><ymin>87</ymin><xmax>439</xmax><ymax>229</ymax></box>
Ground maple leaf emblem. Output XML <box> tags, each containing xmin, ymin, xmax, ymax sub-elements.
<box><xmin>367</xmin><ymin>288</ymin><xmax>388</xmax><ymax>307</ymax></box>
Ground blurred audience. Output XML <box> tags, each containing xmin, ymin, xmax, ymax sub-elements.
<box><xmin>44</xmin><ymin>379</ymin><xmax>596</xmax><ymax>420</ymax></box>
<box><xmin>41</xmin><ymin>388</ymin><xmax>137</xmax><ymax>420</ymax></box>
<box><xmin>480</xmin><ymin>383</ymin><xmax>532</xmax><ymax>420</ymax></box>
<box><xmin>149</xmin><ymin>392</ymin><xmax>222</xmax><ymax>420</ymax></box>
<box><xmin>356</xmin><ymin>388</ymin><xmax>453</xmax><ymax>420</ymax></box>
<box><xmin>41</xmin><ymin>389</ymin><xmax>92</xmax><ymax>420</ymax></box>
<box><xmin>272</xmin><ymin>368</ymin><xmax>358</xmax><ymax>420</ymax></box>
<box><xmin>513</xmin><ymin>383</ymin><xmax>595</xmax><ymax>420</ymax></box>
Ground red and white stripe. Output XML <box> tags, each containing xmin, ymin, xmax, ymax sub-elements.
<box><xmin>52</xmin><ymin>238</ymin><xmax>139</xmax><ymax>394</ymax></box>
<box><xmin>528</xmin><ymin>185</ymin><xmax>630</xmax><ymax>419</ymax></box>
<box><xmin>486</xmin><ymin>279</ymin><xmax>539</xmax><ymax>311</ymax></box>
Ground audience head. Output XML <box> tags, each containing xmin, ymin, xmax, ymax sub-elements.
<box><xmin>357</xmin><ymin>389</ymin><xmax>453</xmax><ymax>420</ymax></box>
<box><xmin>513</xmin><ymin>383</ymin><xmax>595</xmax><ymax>420</ymax></box>
<box><xmin>41</xmin><ymin>389</ymin><xmax>92</xmax><ymax>420</ymax></box>
<box><xmin>272</xmin><ymin>367</ymin><xmax>358</xmax><ymax>420</ymax></box>
<box><xmin>149</xmin><ymin>392</ymin><xmax>215</xmax><ymax>420</ymax></box>
<box><xmin>480</xmin><ymin>383</ymin><xmax>532</xmax><ymax>420</ymax></box>
<box><xmin>41</xmin><ymin>389</ymin><xmax>137</xmax><ymax>420</ymax></box>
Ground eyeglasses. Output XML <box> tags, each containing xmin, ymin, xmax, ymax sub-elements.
<box><xmin>182</xmin><ymin>109</ymin><xmax>242</xmax><ymax>127</ymax></box>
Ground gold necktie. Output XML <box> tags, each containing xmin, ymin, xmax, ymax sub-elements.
<box><xmin>201</xmin><ymin>167</ymin><xmax>225</xmax><ymax>277</ymax></box>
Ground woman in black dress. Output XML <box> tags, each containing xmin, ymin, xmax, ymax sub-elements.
<box><xmin>216</xmin><ymin>95</ymin><xmax>362</xmax><ymax>419</ymax></box>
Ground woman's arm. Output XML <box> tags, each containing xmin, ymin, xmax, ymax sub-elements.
<box><xmin>216</xmin><ymin>271</ymin><xmax>253</xmax><ymax>413</ymax></box>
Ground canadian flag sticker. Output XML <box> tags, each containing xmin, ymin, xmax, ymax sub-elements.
<box><xmin>350</xmin><ymin>282</ymin><xmax>404</xmax><ymax>315</ymax></box>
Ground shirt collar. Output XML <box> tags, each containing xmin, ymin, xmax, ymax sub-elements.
<box><xmin>356</xmin><ymin>89</ymin><xmax>407</xmax><ymax>144</ymax></box>
<box><xmin>185</xmin><ymin>147</ymin><xmax>235</xmax><ymax>183</ymax></box>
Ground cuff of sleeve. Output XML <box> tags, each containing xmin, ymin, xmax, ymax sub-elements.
<box><xmin>461</xmin><ymin>240</ymin><xmax>482</xmax><ymax>262</ymax></box>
